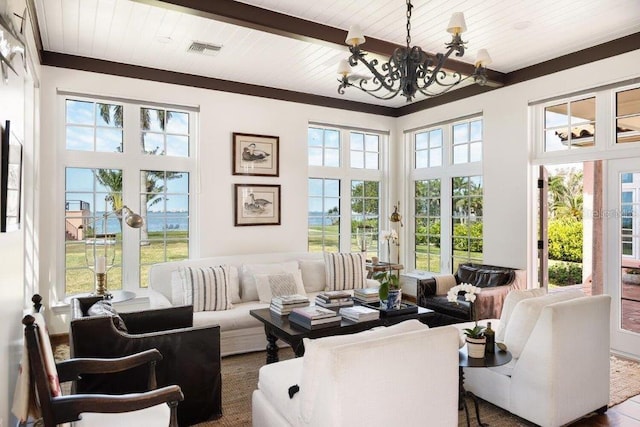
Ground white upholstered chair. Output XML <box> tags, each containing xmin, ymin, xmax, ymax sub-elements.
<box><xmin>454</xmin><ymin>289</ymin><xmax>611</xmax><ymax>427</ymax></box>
<box><xmin>252</xmin><ymin>319</ymin><xmax>460</xmax><ymax>427</ymax></box>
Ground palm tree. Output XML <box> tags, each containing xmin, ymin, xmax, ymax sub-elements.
<box><xmin>96</xmin><ymin>105</ymin><xmax>184</xmax><ymax>242</ymax></box>
<box><xmin>548</xmin><ymin>169</ymin><xmax>583</xmax><ymax>220</ymax></box>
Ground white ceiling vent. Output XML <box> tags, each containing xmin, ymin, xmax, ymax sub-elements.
<box><xmin>187</xmin><ymin>41</ymin><xmax>222</xmax><ymax>56</ymax></box>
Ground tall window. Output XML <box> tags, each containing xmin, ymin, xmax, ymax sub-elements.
<box><xmin>308</xmin><ymin>178</ymin><xmax>340</xmax><ymax>252</ymax></box>
<box><xmin>350</xmin><ymin>180</ymin><xmax>380</xmax><ymax>257</ymax></box>
<box><xmin>544</xmin><ymin>97</ymin><xmax>596</xmax><ymax>152</ymax></box>
<box><xmin>452</xmin><ymin>176</ymin><xmax>483</xmax><ymax>270</ymax></box>
<box><xmin>415</xmin><ymin>179</ymin><xmax>441</xmax><ymax>272</ymax></box>
<box><xmin>308</xmin><ymin>124</ymin><xmax>386</xmax><ymax>254</ymax></box>
<box><xmin>62</xmin><ymin>96</ymin><xmax>196</xmax><ymax>295</ymax></box>
<box><xmin>410</xmin><ymin>116</ymin><xmax>483</xmax><ymax>273</ymax></box>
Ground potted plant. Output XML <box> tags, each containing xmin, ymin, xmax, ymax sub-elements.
<box><xmin>623</xmin><ymin>267</ymin><xmax>640</xmax><ymax>286</ymax></box>
<box><xmin>374</xmin><ymin>269</ymin><xmax>402</xmax><ymax>310</ymax></box>
<box><xmin>447</xmin><ymin>283</ymin><xmax>486</xmax><ymax>358</ymax></box>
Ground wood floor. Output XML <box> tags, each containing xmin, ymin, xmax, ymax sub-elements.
<box><xmin>570</xmin><ymin>394</ymin><xmax>640</xmax><ymax>426</ymax></box>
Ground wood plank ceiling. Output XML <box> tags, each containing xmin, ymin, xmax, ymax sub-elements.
<box><xmin>30</xmin><ymin>0</ymin><xmax>640</xmax><ymax>115</ymax></box>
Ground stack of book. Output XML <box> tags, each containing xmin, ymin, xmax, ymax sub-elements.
<box><xmin>353</xmin><ymin>287</ymin><xmax>380</xmax><ymax>304</ymax></box>
<box><xmin>339</xmin><ymin>305</ymin><xmax>380</xmax><ymax>322</ymax></box>
<box><xmin>269</xmin><ymin>294</ymin><xmax>310</xmax><ymax>315</ymax></box>
<box><xmin>288</xmin><ymin>306</ymin><xmax>342</xmax><ymax>329</ymax></box>
<box><xmin>315</xmin><ymin>290</ymin><xmax>354</xmax><ymax>309</ymax></box>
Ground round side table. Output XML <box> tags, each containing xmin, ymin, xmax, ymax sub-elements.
<box><xmin>458</xmin><ymin>345</ymin><xmax>512</xmax><ymax>427</ymax></box>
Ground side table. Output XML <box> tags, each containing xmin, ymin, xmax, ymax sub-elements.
<box><xmin>366</xmin><ymin>261</ymin><xmax>403</xmax><ymax>278</ymax></box>
<box><xmin>459</xmin><ymin>345</ymin><xmax>512</xmax><ymax>427</ymax></box>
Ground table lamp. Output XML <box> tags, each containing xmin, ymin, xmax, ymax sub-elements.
<box><xmin>81</xmin><ymin>196</ymin><xmax>144</xmax><ymax>298</ymax></box>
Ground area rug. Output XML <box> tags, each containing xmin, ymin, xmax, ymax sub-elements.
<box><xmin>54</xmin><ymin>345</ymin><xmax>640</xmax><ymax>426</ymax></box>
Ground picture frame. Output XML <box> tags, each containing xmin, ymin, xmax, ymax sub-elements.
<box><xmin>234</xmin><ymin>184</ymin><xmax>281</xmax><ymax>226</ymax></box>
<box><xmin>1</xmin><ymin>120</ymin><xmax>23</xmax><ymax>232</ymax></box>
<box><xmin>232</xmin><ymin>133</ymin><xmax>279</xmax><ymax>177</ymax></box>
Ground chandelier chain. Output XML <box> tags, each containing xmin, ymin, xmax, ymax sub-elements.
<box><xmin>406</xmin><ymin>0</ymin><xmax>412</xmax><ymax>48</ymax></box>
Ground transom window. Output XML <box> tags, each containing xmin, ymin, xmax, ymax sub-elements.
<box><xmin>65</xmin><ymin>100</ymin><xmax>123</xmax><ymax>152</ymax></box>
<box><xmin>544</xmin><ymin>97</ymin><xmax>596</xmax><ymax>152</ymax></box>
<box><xmin>350</xmin><ymin>132</ymin><xmax>380</xmax><ymax>169</ymax></box>
<box><xmin>452</xmin><ymin>119</ymin><xmax>482</xmax><ymax>164</ymax></box>
<box><xmin>616</xmin><ymin>88</ymin><xmax>640</xmax><ymax>145</ymax></box>
<box><xmin>415</xmin><ymin>128</ymin><xmax>443</xmax><ymax>168</ymax></box>
<box><xmin>308</xmin><ymin>127</ymin><xmax>340</xmax><ymax>167</ymax></box>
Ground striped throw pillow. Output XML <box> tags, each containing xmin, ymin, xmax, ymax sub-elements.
<box><xmin>323</xmin><ymin>252</ymin><xmax>367</xmax><ymax>291</ymax></box>
<box><xmin>179</xmin><ymin>265</ymin><xmax>232</xmax><ymax>312</ymax></box>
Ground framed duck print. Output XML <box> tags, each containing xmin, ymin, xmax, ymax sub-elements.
<box><xmin>232</xmin><ymin>133</ymin><xmax>279</xmax><ymax>177</ymax></box>
<box><xmin>234</xmin><ymin>184</ymin><xmax>281</xmax><ymax>226</ymax></box>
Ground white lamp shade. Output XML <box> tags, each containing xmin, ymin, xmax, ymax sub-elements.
<box><xmin>446</xmin><ymin>12</ymin><xmax>467</xmax><ymax>35</ymax></box>
<box><xmin>474</xmin><ymin>49</ymin><xmax>492</xmax><ymax>67</ymax></box>
<box><xmin>345</xmin><ymin>25</ymin><xmax>366</xmax><ymax>46</ymax></box>
<box><xmin>337</xmin><ymin>59</ymin><xmax>352</xmax><ymax>76</ymax></box>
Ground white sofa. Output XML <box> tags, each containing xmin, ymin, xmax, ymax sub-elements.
<box><xmin>454</xmin><ymin>289</ymin><xmax>611</xmax><ymax>427</ymax></box>
<box><xmin>148</xmin><ymin>252</ymin><xmax>379</xmax><ymax>356</ymax></box>
<box><xmin>252</xmin><ymin>320</ymin><xmax>460</xmax><ymax>427</ymax></box>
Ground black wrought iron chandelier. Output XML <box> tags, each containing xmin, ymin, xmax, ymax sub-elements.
<box><xmin>337</xmin><ymin>0</ymin><xmax>492</xmax><ymax>102</ymax></box>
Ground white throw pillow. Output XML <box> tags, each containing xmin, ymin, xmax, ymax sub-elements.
<box><xmin>323</xmin><ymin>252</ymin><xmax>367</xmax><ymax>291</ymax></box>
<box><xmin>179</xmin><ymin>265</ymin><xmax>232</xmax><ymax>312</ymax></box>
<box><xmin>503</xmin><ymin>289</ymin><xmax>584</xmax><ymax>358</ymax></box>
<box><xmin>495</xmin><ymin>288</ymin><xmax>547</xmax><ymax>343</ymax></box>
<box><xmin>240</xmin><ymin>261</ymin><xmax>300</xmax><ymax>301</ymax></box>
<box><xmin>172</xmin><ymin>266</ymin><xmax>240</xmax><ymax>304</ymax></box>
<box><xmin>298</xmin><ymin>259</ymin><xmax>326</xmax><ymax>292</ymax></box>
<box><xmin>255</xmin><ymin>270</ymin><xmax>307</xmax><ymax>303</ymax></box>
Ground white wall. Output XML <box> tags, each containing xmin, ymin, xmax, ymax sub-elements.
<box><xmin>0</xmin><ymin>0</ymin><xmax>39</xmax><ymax>425</ymax></box>
<box><xmin>395</xmin><ymin>49</ymin><xmax>640</xmax><ymax>272</ymax></box>
<box><xmin>39</xmin><ymin>66</ymin><xmax>397</xmax><ymax>332</ymax></box>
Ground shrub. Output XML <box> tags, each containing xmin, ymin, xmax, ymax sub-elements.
<box><xmin>548</xmin><ymin>218</ymin><xmax>583</xmax><ymax>262</ymax></box>
<box><xmin>548</xmin><ymin>262</ymin><xmax>583</xmax><ymax>286</ymax></box>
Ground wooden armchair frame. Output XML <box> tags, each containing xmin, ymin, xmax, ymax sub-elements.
<box><xmin>22</xmin><ymin>308</ymin><xmax>183</xmax><ymax>426</ymax></box>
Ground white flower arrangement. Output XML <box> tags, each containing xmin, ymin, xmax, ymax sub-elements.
<box><xmin>447</xmin><ymin>283</ymin><xmax>484</xmax><ymax>338</ymax></box>
<box><xmin>446</xmin><ymin>283</ymin><xmax>481</xmax><ymax>304</ymax></box>
<box><xmin>380</xmin><ymin>229</ymin><xmax>398</xmax><ymax>244</ymax></box>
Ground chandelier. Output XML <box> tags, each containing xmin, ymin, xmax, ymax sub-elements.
<box><xmin>337</xmin><ymin>0</ymin><xmax>492</xmax><ymax>102</ymax></box>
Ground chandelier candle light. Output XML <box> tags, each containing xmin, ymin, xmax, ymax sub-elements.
<box><xmin>338</xmin><ymin>0</ymin><xmax>492</xmax><ymax>101</ymax></box>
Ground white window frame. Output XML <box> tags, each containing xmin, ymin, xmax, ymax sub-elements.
<box><xmin>406</xmin><ymin>115</ymin><xmax>483</xmax><ymax>274</ymax></box>
<box><xmin>57</xmin><ymin>92</ymin><xmax>198</xmax><ymax>298</ymax></box>
<box><xmin>308</xmin><ymin>123</ymin><xmax>388</xmax><ymax>253</ymax></box>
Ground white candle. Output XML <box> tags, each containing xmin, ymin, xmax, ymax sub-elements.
<box><xmin>95</xmin><ymin>256</ymin><xmax>107</xmax><ymax>274</ymax></box>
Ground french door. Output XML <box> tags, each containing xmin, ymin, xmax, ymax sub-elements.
<box><xmin>607</xmin><ymin>158</ymin><xmax>640</xmax><ymax>359</ymax></box>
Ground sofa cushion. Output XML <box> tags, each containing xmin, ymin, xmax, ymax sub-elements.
<box><xmin>240</xmin><ymin>261</ymin><xmax>300</xmax><ymax>302</ymax></box>
<box><xmin>495</xmin><ymin>288</ymin><xmax>546</xmax><ymax>343</ymax></box>
<box><xmin>503</xmin><ymin>290</ymin><xmax>584</xmax><ymax>358</ymax></box>
<box><xmin>172</xmin><ymin>266</ymin><xmax>241</xmax><ymax>305</ymax></box>
<box><xmin>192</xmin><ymin>300</ymin><xmax>267</xmax><ymax>330</ymax></box>
<box><xmin>87</xmin><ymin>300</ymin><xmax>128</xmax><ymax>333</ymax></box>
<box><xmin>323</xmin><ymin>252</ymin><xmax>366</xmax><ymax>291</ymax></box>
<box><xmin>300</xmin><ymin>319</ymin><xmax>427</xmax><ymax>421</ymax></box>
<box><xmin>255</xmin><ymin>270</ymin><xmax>307</xmax><ymax>303</ymax></box>
<box><xmin>179</xmin><ymin>265</ymin><xmax>232</xmax><ymax>312</ymax></box>
<box><xmin>298</xmin><ymin>259</ymin><xmax>326</xmax><ymax>292</ymax></box>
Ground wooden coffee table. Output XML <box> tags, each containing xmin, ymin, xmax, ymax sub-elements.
<box><xmin>250</xmin><ymin>305</ymin><xmax>434</xmax><ymax>364</ymax></box>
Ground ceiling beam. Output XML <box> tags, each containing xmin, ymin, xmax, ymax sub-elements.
<box><xmin>130</xmin><ymin>0</ymin><xmax>505</xmax><ymax>86</ymax></box>
<box><xmin>40</xmin><ymin>51</ymin><xmax>398</xmax><ymax>117</ymax></box>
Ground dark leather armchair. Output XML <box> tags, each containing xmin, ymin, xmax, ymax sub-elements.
<box><xmin>417</xmin><ymin>263</ymin><xmax>522</xmax><ymax>326</ymax></box>
<box><xmin>70</xmin><ymin>296</ymin><xmax>222</xmax><ymax>426</ymax></box>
